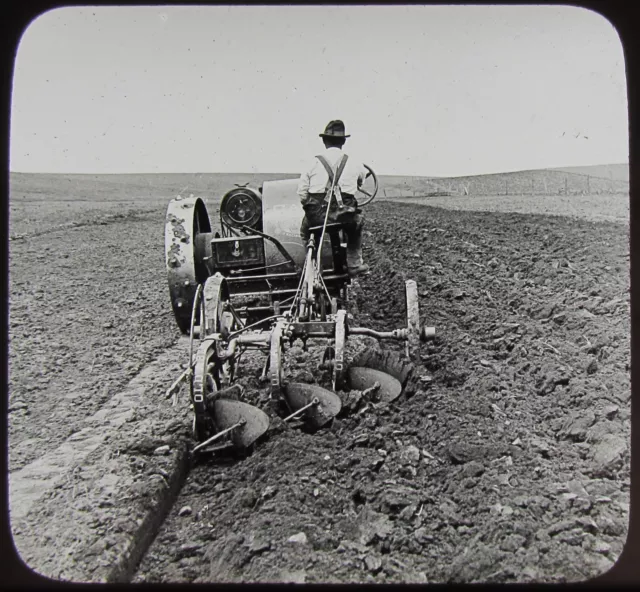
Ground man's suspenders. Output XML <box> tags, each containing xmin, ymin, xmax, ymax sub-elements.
<box><xmin>316</xmin><ymin>153</ymin><xmax>349</xmax><ymax>208</ymax></box>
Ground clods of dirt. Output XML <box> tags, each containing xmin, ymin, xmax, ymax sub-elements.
<box><xmin>133</xmin><ymin>203</ymin><xmax>629</xmax><ymax>584</ymax></box>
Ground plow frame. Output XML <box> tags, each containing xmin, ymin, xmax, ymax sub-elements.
<box><xmin>164</xmin><ymin>170</ymin><xmax>435</xmax><ymax>453</ymax></box>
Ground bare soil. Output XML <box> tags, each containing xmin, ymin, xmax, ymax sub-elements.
<box><xmin>8</xmin><ymin>175</ymin><xmax>630</xmax><ymax>583</ymax></box>
<box><xmin>384</xmin><ymin>192</ymin><xmax>629</xmax><ymax>224</ymax></box>
<box><xmin>131</xmin><ymin>202</ymin><xmax>630</xmax><ymax>584</ymax></box>
<box><xmin>8</xmin><ymin>212</ymin><xmax>178</xmax><ymax>473</ymax></box>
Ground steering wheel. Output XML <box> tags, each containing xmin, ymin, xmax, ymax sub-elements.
<box><xmin>356</xmin><ymin>164</ymin><xmax>378</xmax><ymax>207</ymax></box>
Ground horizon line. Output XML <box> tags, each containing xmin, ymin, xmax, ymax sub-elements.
<box><xmin>8</xmin><ymin>162</ymin><xmax>629</xmax><ymax>180</ymax></box>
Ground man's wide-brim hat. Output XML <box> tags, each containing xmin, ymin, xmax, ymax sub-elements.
<box><xmin>320</xmin><ymin>120</ymin><xmax>350</xmax><ymax>138</ymax></box>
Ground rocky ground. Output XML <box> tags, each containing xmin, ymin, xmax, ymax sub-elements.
<box><xmin>129</xmin><ymin>201</ymin><xmax>631</xmax><ymax>584</ymax></box>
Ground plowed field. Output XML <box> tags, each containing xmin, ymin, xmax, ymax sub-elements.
<box><xmin>138</xmin><ymin>202</ymin><xmax>630</xmax><ymax>584</ymax></box>
<box><xmin>9</xmin><ymin>181</ymin><xmax>630</xmax><ymax>584</ymax></box>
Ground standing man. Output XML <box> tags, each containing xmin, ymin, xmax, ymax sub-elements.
<box><xmin>297</xmin><ymin>120</ymin><xmax>370</xmax><ymax>277</ymax></box>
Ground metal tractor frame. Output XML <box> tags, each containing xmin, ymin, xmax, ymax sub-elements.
<box><xmin>164</xmin><ymin>166</ymin><xmax>435</xmax><ymax>454</ymax></box>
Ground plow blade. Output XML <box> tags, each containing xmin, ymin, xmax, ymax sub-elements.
<box><xmin>283</xmin><ymin>383</ymin><xmax>342</xmax><ymax>429</ymax></box>
<box><xmin>348</xmin><ymin>349</ymin><xmax>417</xmax><ymax>398</ymax></box>
<box><xmin>212</xmin><ymin>399</ymin><xmax>270</xmax><ymax>449</ymax></box>
<box><xmin>347</xmin><ymin>367</ymin><xmax>403</xmax><ymax>404</ymax></box>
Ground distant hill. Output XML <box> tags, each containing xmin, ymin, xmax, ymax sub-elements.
<box><xmin>549</xmin><ymin>163</ymin><xmax>629</xmax><ymax>182</ymax></box>
<box><xmin>378</xmin><ymin>164</ymin><xmax>629</xmax><ymax>197</ymax></box>
<box><xmin>9</xmin><ymin>162</ymin><xmax>629</xmax><ymax>203</ymax></box>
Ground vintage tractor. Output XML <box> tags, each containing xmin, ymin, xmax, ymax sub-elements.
<box><xmin>164</xmin><ymin>166</ymin><xmax>436</xmax><ymax>454</ymax></box>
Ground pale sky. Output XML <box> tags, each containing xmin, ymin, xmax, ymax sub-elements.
<box><xmin>10</xmin><ymin>5</ymin><xmax>628</xmax><ymax>177</ymax></box>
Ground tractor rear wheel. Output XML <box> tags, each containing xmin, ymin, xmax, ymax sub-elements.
<box><xmin>165</xmin><ymin>196</ymin><xmax>212</xmax><ymax>335</ymax></box>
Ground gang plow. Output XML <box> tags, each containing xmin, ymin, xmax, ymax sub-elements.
<box><xmin>164</xmin><ymin>168</ymin><xmax>436</xmax><ymax>454</ymax></box>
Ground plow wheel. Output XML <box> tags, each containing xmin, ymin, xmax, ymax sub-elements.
<box><xmin>203</xmin><ymin>273</ymin><xmax>241</xmax><ymax>386</ymax></box>
<box><xmin>269</xmin><ymin>321</ymin><xmax>286</xmax><ymax>399</ymax></box>
<box><xmin>191</xmin><ymin>341</ymin><xmax>221</xmax><ymax>441</ymax></box>
<box><xmin>333</xmin><ymin>309</ymin><xmax>347</xmax><ymax>391</ymax></box>
<box><xmin>188</xmin><ymin>283</ymin><xmax>206</xmax><ymax>368</ymax></box>
<box><xmin>165</xmin><ymin>196</ymin><xmax>212</xmax><ymax>335</ymax></box>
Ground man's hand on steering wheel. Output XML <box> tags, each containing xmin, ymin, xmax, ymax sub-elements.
<box><xmin>355</xmin><ymin>165</ymin><xmax>378</xmax><ymax>206</ymax></box>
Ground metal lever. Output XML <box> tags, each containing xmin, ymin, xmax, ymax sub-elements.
<box><xmin>283</xmin><ymin>397</ymin><xmax>320</xmax><ymax>423</ymax></box>
<box><xmin>192</xmin><ymin>418</ymin><xmax>246</xmax><ymax>453</ymax></box>
<box><xmin>197</xmin><ymin>442</ymin><xmax>235</xmax><ymax>454</ymax></box>
<box><xmin>166</xmin><ymin>368</ymin><xmax>190</xmax><ymax>399</ymax></box>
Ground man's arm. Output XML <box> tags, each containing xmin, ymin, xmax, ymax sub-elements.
<box><xmin>298</xmin><ymin>158</ymin><xmax>319</xmax><ymax>205</ymax></box>
<box><xmin>357</xmin><ymin>163</ymin><xmax>369</xmax><ymax>188</ymax></box>
<box><xmin>297</xmin><ymin>170</ymin><xmax>310</xmax><ymax>205</ymax></box>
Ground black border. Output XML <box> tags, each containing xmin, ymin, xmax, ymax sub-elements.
<box><xmin>2</xmin><ymin>1</ymin><xmax>637</xmax><ymax>589</ymax></box>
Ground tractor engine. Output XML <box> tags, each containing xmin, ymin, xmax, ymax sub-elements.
<box><xmin>212</xmin><ymin>185</ymin><xmax>266</xmax><ymax>274</ymax></box>
<box><xmin>219</xmin><ymin>184</ymin><xmax>263</xmax><ymax>233</ymax></box>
